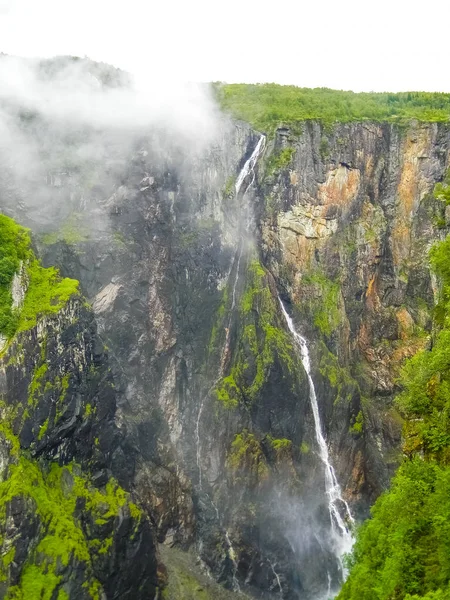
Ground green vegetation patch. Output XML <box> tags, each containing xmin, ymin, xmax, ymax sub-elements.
<box><xmin>265</xmin><ymin>147</ymin><xmax>296</xmax><ymax>177</ymax></box>
<box><xmin>215</xmin><ymin>260</ymin><xmax>298</xmax><ymax>407</ymax></box>
<box><xmin>40</xmin><ymin>214</ymin><xmax>89</xmax><ymax>246</ymax></box>
<box><xmin>216</xmin><ymin>83</ymin><xmax>450</xmax><ymax>133</ymax></box>
<box><xmin>0</xmin><ymin>426</ymin><xmax>141</xmax><ymax>598</ymax></box>
<box><xmin>0</xmin><ymin>214</ymin><xmax>79</xmax><ymax>341</ymax></box>
<box><xmin>319</xmin><ymin>342</ymin><xmax>359</xmax><ymax>404</ymax></box>
<box><xmin>339</xmin><ymin>174</ymin><xmax>450</xmax><ymax>600</ymax></box>
<box><xmin>227</xmin><ymin>430</ymin><xmax>268</xmax><ymax>480</ymax></box>
<box><xmin>301</xmin><ymin>271</ymin><xmax>341</xmax><ymax>337</ymax></box>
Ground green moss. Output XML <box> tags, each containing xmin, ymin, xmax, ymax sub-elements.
<box><xmin>0</xmin><ymin>547</ymin><xmax>15</xmax><ymax>581</ymax></box>
<box><xmin>7</xmin><ymin>564</ymin><xmax>62</xmax><ymax>600</ymax></box>
<box><xmin>300</xmin><ymin>441</ymin><xmax>310</xmax><ymax>454</ymax></box>
<box><xmin>265</xmin><ymin>147</ymin><xmax>296</xmax><ymax>176</ymax></box>
<box><xmin>98</xmin><ymin>537</ymin><xmax>113</xmax><ymax>555</ymax></box>
<box><xmin>215</xmin><ymin>260</ymin><xmax>298</xmax><ymax>407</ymax></box>
<box><xmin>319</xmin><ymin>342</ymin><xmax>359</xmax><ymax>404</ymax></box>
<box><xmin>302</xmin><ymin>271</ymin><xmax>341</xmax><ymax>337</ymax></box>
<box><xmin>17</xmin><ymin>259</ymin><xmax>79</xmax><ymax>333</ymax></box>
<box><xmin>228</xmin><ymin>430</ymin><xmax>268</xmax><ymax>479</ymax></box>
<box><xmin>112</xmin><ymin>231</ymin><xmax>127</xmax><ymax>249</ymax></box>
<box><xmin>0</xmin><ymin>216</ymin><xmax>30</xmax><ymax>338</ymax></box>
<box><xmin>84</xmin><ymin>403</ymin><xmax>92</xmax><ymax>417</ymax></box>
<box><xmin>38</xmin><ymin>418</ymin><xmax>49</xmax><ymax>441</ymax></box>
<box><xmin>349</xmin><ymin>410</ymin><xmax>364</xmax><ymax>435</ymax></box>
<box><xmin>268</xmin><ymin>437</ymin><xmax>292</xmax><ymax>451</ymax></box>
<box><xmin>223</xmin><ymin>176</ymin><xmax>236</xmax><ymax>198</ymax></box>
<box><xmin>267</xmin><ymin>436</ymin><xmax>292</xmax><ymax>458</ymax></box>
<box><xmin>0</xmin><ymin>214</ymin><xmax>79</xmax><ymax>341</ymax></box>
<box><xmin>207</xmin><ymin>285</ymin><xmax>230</xmax><ymax>357</ymax></box>
<box><xmin>41</xmin><ymin>214</ymin><xmax>89</xmax><ymax>246</ymax></box>
<box><xmin>215</xmin><ymin>375</ymin><xmax>239</xmax><ymax>409</ymax></box>
<box><xmin>0</xmin><ymin>414</ymin><xmax>21</xmax><ymax>459</ymax></box>
<box><xmin>0</xmin><ymin>427</ymin><xmax>142</xmax><ymax>598</ymax></box>
<box><xmin>28</xmin><ymin>363</ymin><xmax>48</xmax><ymax>407</ymax></box>
<box><xmin>129</xmin><ymin>502</ymin><xmax>142</xmax><ymax>519</ymax></box>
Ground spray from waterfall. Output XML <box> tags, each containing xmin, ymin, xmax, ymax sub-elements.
<box><xmin>278</xmin><ymin>297</ymin><xmax>354</xmax><ymax>580</ymax></box>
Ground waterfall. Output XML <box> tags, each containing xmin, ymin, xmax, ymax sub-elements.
<box><xmin>269</xmin><ymin>560</ymin><xmax>283</xmax><ymax>596</ymax></box>
<box><xmin>195</xmin><ymin>135</ymin><xmax>265</xmax><ymax>594</ymax></box>
<box><xmin>235</xmin><ymin>135</ymin><xmax>266</xmax><ymax>197</ymax></box>
<box><xmin>198</xmin><ymin>134</ymin><xmax>266</xmax><ymax>484</ymax></box>
<box><xmin>278</xmin><ymin>297</ymin><xmax>354</xmax><ymax>580</ymax></box>
<box><xmin>220</xmin><ymin>246</ymin><xmax>243</xmax><ymax>374</ymax></box>
<box><xmin>220</xmin><ymin>133</ymin><xmax>266</xmax><ymax>370</ymax></box>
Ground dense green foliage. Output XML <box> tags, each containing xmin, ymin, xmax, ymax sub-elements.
<box><xmin>0</xmin><ymin>215</ymin><xmax>79</xmax><ymax>340</ymax></box>
<box><xmin>216</xmin><ymin>84</ymin><xmax>450</xmax><ymax>133</ymax></box>
<box><xmin>338</xmin><ymin>177</ymin><xmax>450</xmax><ymax>600</ymax></box>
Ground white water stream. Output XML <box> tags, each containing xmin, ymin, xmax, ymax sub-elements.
<box><xmin>235</xmin><ymin>135</ymin><xmax>266</xmax><ymax>196</ymax></box>
<box><xmin>278</xmin><ymin>297</ymin><xmax>354</xmax><ymax>581</ymax></box>
<box><xmin>195</xmin><ymin>135</ymin><xmax>266</xmax><ymax>593</ymax></box>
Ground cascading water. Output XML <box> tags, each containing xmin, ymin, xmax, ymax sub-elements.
<box><xmin>220</xmin><ymin>134</ymin><xmax>266</xmax><ymax>369</ymax></box>
<box><xmin>194</xmin><ymin>135</ymin><xmax>265</xmax><ymax>594</ymax></box>
<box><xmin>235</xmin><ymin>135</ymin><xmax>266</xmax><ymax>196</ymax></box>
<box><xmin>278</xmin><ymin>297</ymin><xmax>354</xmax><ymax>586</ymax></box>
<box><xmin>197</xmin><ymin>135</ymin><xmax>266</xmax><ymax>482</ymax></box>
<box><xmin>269</xmin><ymin>560</ymin><xmax>283</xmax><ymax>596</ymax></box>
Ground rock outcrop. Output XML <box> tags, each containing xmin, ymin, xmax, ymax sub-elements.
<box><xmin>0</xmin><ymin>219</ymin><xmax>158</xmax><ymax>598</ymax></box>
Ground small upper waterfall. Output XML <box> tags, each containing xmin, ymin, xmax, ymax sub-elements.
<box><xmin>195</xmin><ymin>134</ymin><xmax>266</xmax><ymax>594</ymax></box>
<box><xmin>221</xmin><ymin>133</ymin><xmax>266</xmax><ymax>372</ymax></box>
<box><xmin>235</xmin><ymin>135</ymin><xmax>266</xmax><ymax>197</ymax></box>
<box><xmin>278</xmin><ymin>297</ymin><xmax>354</xmax><ymax>584</ymax></box>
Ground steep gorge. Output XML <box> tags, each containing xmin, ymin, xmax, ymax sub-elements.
<box><xmin>0</xmin><ymin>59</ymin><xmax>449</xmax><ymax>599</ymax></box>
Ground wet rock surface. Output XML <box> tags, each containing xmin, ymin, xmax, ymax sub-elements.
<box><xmin>0</xmin><ymin>298</ymin><xmax>158</xmax><ymax>598</ymax></box>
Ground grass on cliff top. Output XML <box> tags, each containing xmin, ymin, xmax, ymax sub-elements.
<box><xmin>215</xmin><ymin>83</ymin><xmax>450</xmax><ymax>132</ymax></box>
<box><xmin>0</xmin><ymin>214</ymin><xmax>79</xmax><ymax>339</ymax></box>
<box><xmin>338</xmin><ymin>175</ymin><xmax>450</xmax><ymax>600</ymax></box>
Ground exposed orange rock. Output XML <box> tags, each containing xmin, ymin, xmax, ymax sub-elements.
<box><xmin>318</xmin><ymin>165</ymin><xmax>360</xmax><ymax>207</ymax></box>
<box><xmin>365</xmin><ymin>275</ymin><xmax>381</xmax><ymax>311</ymax></box>
<box><xmin>344</xmin><ymin>450</ymin><xmax>365</xmax><ymax>502</ymax></box>
<box><xmin>392</xmin><ymin>127</ymin><xmax>432</xmax><ymax>267</ymax></box>
<box><xmin>289</xmin><ymin>170</ymin><xmax>299</xmax><ymax>185</ymax></box>
<box><xmin>396</xmin><ymin>307</ymin><xmax>414</xmax><ymax>340</ymax></box>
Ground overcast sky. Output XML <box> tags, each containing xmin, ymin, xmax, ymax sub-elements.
<box><xmin>0</xmin><ymin>0</ymin><xmax>448</xmax><ymax>93</ymax></box>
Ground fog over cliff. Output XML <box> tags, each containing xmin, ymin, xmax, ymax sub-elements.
<box><xmin>0</xmin><ymin>53</ymin><xmax>448</xmax><ymax>600</ymax></box>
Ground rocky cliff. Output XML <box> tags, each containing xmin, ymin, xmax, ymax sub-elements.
<box><xmin>1</xmin><ymin>58</ymin><xmax>449</xmax><ymax>599</ymax></box>
<box><xmin>0</xmin><ymin>217</ymin><xmax>158</xmax><ymax>598</ymax></box>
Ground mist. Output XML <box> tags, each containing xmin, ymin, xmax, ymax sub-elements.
<box><xmin>0</xmin><ymin>54</ymin><xmax>219</xmax><ymax>140</ymax></box>
<box><xmin>0</xmin><ymin>54</ymin><xmax>223</xmax><ymax>232</ymax></box>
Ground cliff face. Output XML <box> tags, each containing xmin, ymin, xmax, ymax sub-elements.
<box><xmin>261</xmin><ymin>121</ymin><xmax>449</xmax><ymax>509</ymax></box>
<box><xmin>0</xmin><ymin>243</ymin><xmax>158</xmax><ymax>597</ymax></box>
<box><xmin>1</xmin><ymin>91</ymin><xmax>449</xmax><ymax>598</ymax></box>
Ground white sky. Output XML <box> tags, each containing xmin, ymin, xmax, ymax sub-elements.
<box><xmin>0</xmin><ymin>0</ymin><xmax>448</xmax><ymax>93</ymax></box>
